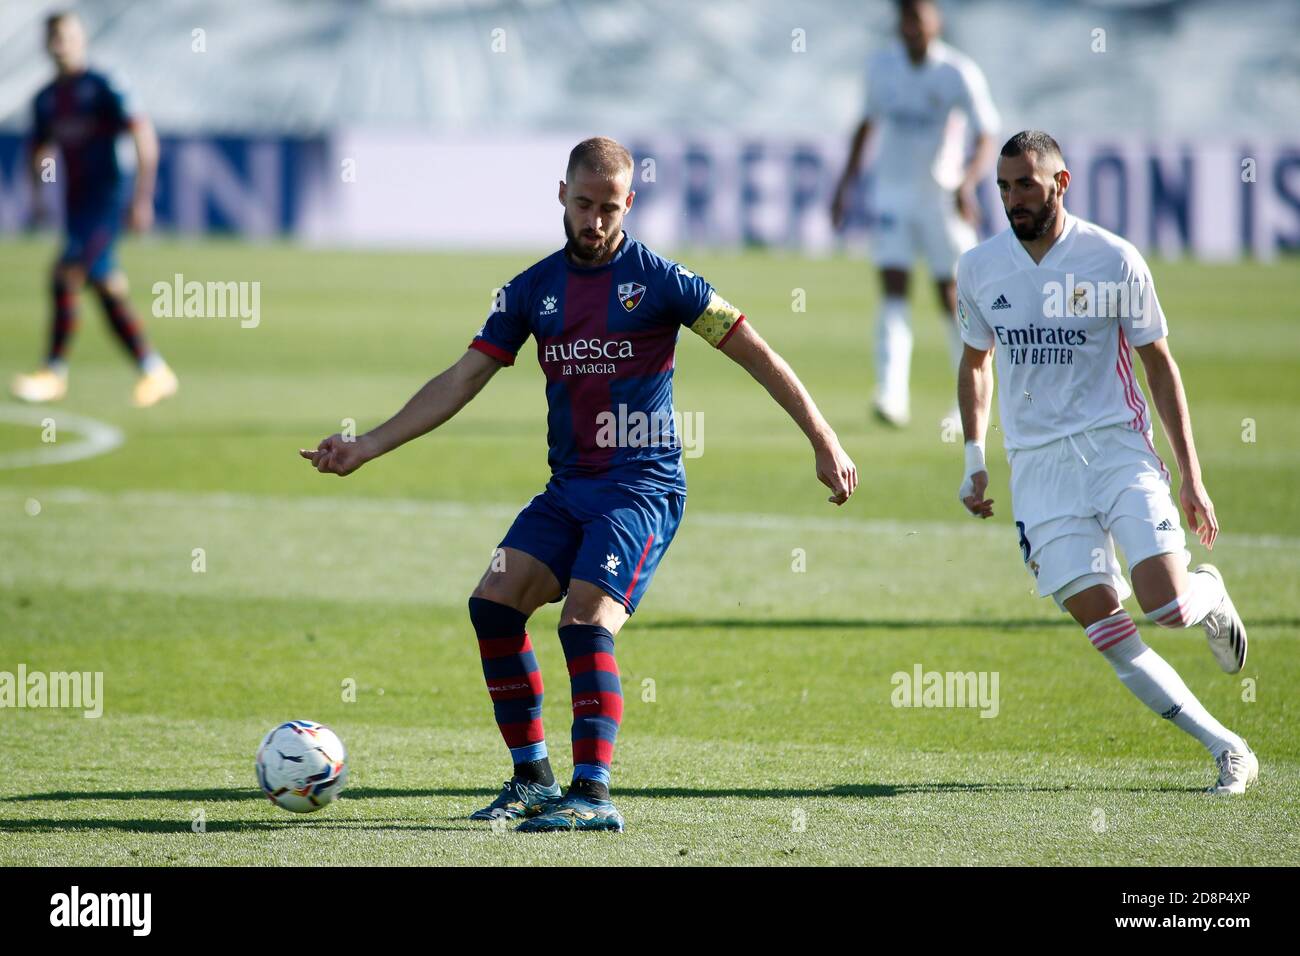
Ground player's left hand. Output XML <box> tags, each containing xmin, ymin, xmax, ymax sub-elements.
<box><xmin>1179</xmin><ymin>477</ymin><xmax>1218</xmax><ymax>550</ymax></box>
<box><xmin>815</xmin><ymin>440</ymin><xmax>857</xmax><ymax>506</ymax></box>
<box><xmin>956</xmin><ymin>186</ymin><xmax>980</xmax><ymax>226</ymax></box>
<box><xmin>128</xmin><ymin>196</ymin><xmax>154</xmax><ymax>233</ymax></box>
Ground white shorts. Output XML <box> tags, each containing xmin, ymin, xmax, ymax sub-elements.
<box><xmin>1007</xmin><ymin>425</ymin><xmax>1190</xmax><ymax>610</ymax></box>
<box><xmin>871</xmin><ymin>186</ymin><xmax>976</xmax><ymax>279</ymax></box>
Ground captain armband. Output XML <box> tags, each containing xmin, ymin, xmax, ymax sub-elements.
<box><xmin>689</xmin><ymin>293</ymin><xmax>746</xmax><ymax>348</ymax></box>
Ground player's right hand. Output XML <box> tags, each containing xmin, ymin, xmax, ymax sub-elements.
<box><xmin>960</xmin><ymin>469</ymin><xmax>994</xmax><ymax>519</ymax></box>
<box><xmin>815</xmin><ymin>440</ymin><xmax>858</xmax><ymax>506</ymax></box>
<box><xmin>299</xmin><ymin>433</ymin><xmax>372</xmax><ymax>477</ymax></box>
<box><xmin>128</xmin><ymin>195</ymin><xmax>154</xmax><ymax>233</ymax></box>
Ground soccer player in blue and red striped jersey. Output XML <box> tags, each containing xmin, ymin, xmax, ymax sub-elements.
<box><xmin>10</xmin><ymin>11</ymin><xmax>177</xmax><ymax>408</ymax></box>
<box><xmin>301</xmin><ymin>137</ymin><xmax>858</xmax><ymax>831</ymax></box>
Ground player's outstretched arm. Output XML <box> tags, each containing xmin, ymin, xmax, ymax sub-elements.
<box><xmin>718</xmin><ymin>320</ymin><xmax>857</xmax><ymax>505</ymax></box>
<box><xmin>957</xmin><ymin>343</ymin><xmax>995</xmax><ymax>518</ymax></box>
<box><xmin>1136</xmin><ymin>338</ymin><xmax>1217</xmax><ymax>549</ymax></box>
<box><xmin>300</xmin><ymin>348</ymin><xmax>503</xmax><ymax>477</ymax></box>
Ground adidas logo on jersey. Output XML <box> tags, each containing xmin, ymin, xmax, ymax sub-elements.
<box><xmin>991</xmin><ymin>294</ymin><xmax>1011</xmax><ymax>310</ymax></box>
<box><xmin>1155</xmin><ymin>519</ymin><xmax>1175</xmax><ymax>531</ymax></box>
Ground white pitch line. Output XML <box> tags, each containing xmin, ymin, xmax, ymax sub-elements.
<box><xmin>0</xmin><ymin>406</ymin><xmax>124</xmax><ymax>470</ymax></box>
<box><xmin>2</xmin><ymin>485</ymin><xmax>1298</xmax><ymax>551</ymax></box>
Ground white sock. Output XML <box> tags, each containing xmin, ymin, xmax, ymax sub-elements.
<box><xmin>945</xmin><ymin>319</ymin><xmax>964</xmax><ymax>370</ymax></box>
<box><xmin>1147</xmin><ymin>571</ymin><xmax>1223</xmax><ymax>628</ymax></box>
<box><xmin>140</xmin><ymin>352</ymin><xmax>166</xmax><ymax>374</ymax></box>
<box><xmin>1086</xmin><ymin>611</ymin><xmax>1245</xmax><ymax>757</ymax></box>
<box><xmin>875</xmin><ymin>296</ymin><xmax>911</xmax><ymax>410</ymax></box>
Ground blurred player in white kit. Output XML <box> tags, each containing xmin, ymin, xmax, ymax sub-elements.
<box><xmin>832</xmin><ymin>0</ymin><xmax>999</xmax><ymax>426</ymax></box>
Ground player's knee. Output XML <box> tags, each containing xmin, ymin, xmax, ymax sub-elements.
<box><xmin>469</xmin><ymin>579</ymin><xmax>511</xmax><ymax>609</ymax></box>
<box><xmin>558</xmin><ymin>590</ymin><xmax>628</xmax><ymax>632</ymax></box>
<box><xmin>55</xmin><ymin>263</ymin><xmax>85</xmax><ymax>288</ymax></box>
<box><xmin>469</xmin><ymin>566</ymin><xmax>534</xmax><ymax>615</ymax></box>
<box><xmin>1060</xmin><ymin>582</ymin><xmax>1123</xmax><ymax>630</ymax></box>
<box><xmin>97</xmin><ymin>270</ymin><xmax>129</xmax><ymax>297</ymax></box>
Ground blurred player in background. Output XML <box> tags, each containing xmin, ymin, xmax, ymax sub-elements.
<box><xmin>832</xmin><ymin>0</ymin><xmax>998</xmax><ymax>427</ymax></box>
<box><xmin>10</xmin><ymin>11</ymin><xmax>177</xmax><ymax>407</ymax></box>
<box><xmin>302</xmin><ymin>137</ymin><xmax>857</xmax><ymax>832</ymax></box>
<box><xmin>957</xmin><ymin>131</ymin><xmax>1256</xmax><ymax>795</ymax></box>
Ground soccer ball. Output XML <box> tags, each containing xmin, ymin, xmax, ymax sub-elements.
<box><xmin>255</xmin><ymin>720</ymin><xmax>348</xmax><ymax>813</ymax></box>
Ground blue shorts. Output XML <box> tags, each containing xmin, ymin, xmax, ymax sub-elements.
<box><xmin>499</xmin><ymin>476</ymin><xmax>685</xmax><ymax>613</ymax></box>
<box><xmin>61</xmin><ymin>192</ymin><xmax>125</xmax><ymax>282</ymax></box>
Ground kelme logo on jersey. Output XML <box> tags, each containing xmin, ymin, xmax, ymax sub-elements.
<box><xmin>618</xmin><ymin>282</ymin><xmax>646</xmax><ymax>312</ymax></box>
<box><xmin>540</xmin><ymin>295</ymin><xmax>558</xmax><ymax>316</ymax></box>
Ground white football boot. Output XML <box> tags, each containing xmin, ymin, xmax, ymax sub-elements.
<box><xmin>133</xmin><ymin>361</ymin><xmax>179</xmax><ymax>408</ymax></box>
<box><xmin>1194</xmin><ymin>565</ymin><xmax>1247</xmax><ymax>674</ymax></box>
<box><xmin>1209</xmin><ymin>745</ymin><xmax>1258</xmax><ymax>796</ymax></box>
<box><xmin>10</xmin><ymin>367</ymin><xmax>68</xmax><ymax>403</ymax></box>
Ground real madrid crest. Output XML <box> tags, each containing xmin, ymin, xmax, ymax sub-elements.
<box><xmin>1070</xmin><ymin>286</ymin><xmax>1089</xmax><ymax>317</ymax></box>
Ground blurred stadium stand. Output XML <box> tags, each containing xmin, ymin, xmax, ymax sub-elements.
<box><xmin>0</xmin><ymin>0</ymin><xmax>1297</xmax><ymax>255</ymax></box>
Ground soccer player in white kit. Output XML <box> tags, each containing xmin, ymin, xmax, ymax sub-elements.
<box><xmin>832</xmin><ymin>0</ymin><xmax>999</xmax><ymax>427</ymax></box>
<box><xmin>956</xmin><ymin>131</ymin><xmax>1257</xmax><ymax>795</ymax></box>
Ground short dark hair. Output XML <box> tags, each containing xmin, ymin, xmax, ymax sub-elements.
<box><xmin>1001</xmin><ymin>130</ymin><xmax>1064</xmax><ymax>167</ymax></box>
<box><xmin>566</xmin><ymin>137</ymin><xmax>634</xmax><ymax>182</ymax></box>
<box><xmin>45</xmin><ymin>11</ymin><xmax>77</xmax><ymax>34</ymax></box>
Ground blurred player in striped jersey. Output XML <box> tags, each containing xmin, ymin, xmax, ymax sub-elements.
<box><xmin>11</xmin><ymin>11</ymin><xmax>177</xmax><ymax>407</ymax></box>
<box><xmin>302</xmin><ymin>137</ymin><xmax>857</xmax><ymax>831</ymax></box>
<box><xmin>832</xmin><ymin>0</ymin><xmax>999</xmax><ymax>427</ymax></box>
<box><xmin>957</xmin><ymin>131</ymin><xmax>1256</xmax><ymax>795</ymax></box>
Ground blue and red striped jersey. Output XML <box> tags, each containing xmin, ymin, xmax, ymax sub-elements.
<box><xmin>33</xmin><ymin>69</ymin><xmax>137</xmax><ymax>208</ymax></box>
<box><xmin>470</xmin><ymin>234</ymin><xmax>745</xmax><ymax>493</ymax></box>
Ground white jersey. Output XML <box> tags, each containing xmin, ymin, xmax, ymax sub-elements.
<box><xmin>864</xmin><ymin>39</ymin><xmax>999</xmax><ymax>193</ymax></box>
<box><xmin>956</xmin><ymin>212</ymin><xmax>1169</xmax><ymax>452</ymax></box>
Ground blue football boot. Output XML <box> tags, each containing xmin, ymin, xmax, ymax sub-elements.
<box><xmin>468</xmin><ymin>778</ymin><xmax>563</xmax><ymax>821</ymax></box>
<box><xmin>515</xmin><ymin>791</ymin><xmax>625</xmax><ymax>832</ymax></box>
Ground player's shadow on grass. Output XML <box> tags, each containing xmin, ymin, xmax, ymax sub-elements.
<box><xmin>637</xmin><ymin>616</ymin><xmax>1300</xmax><ymax>632</ymax></box>
<box><xmin>0</xmin><ymin>818</ymin><xmax>474</xmax><ymax>834</ymax></box>
<box><xmin>618</xmin><ymin>782</ymin><xmax>1207</xmax><ymax>797</ymax></box>
<box><xmin>0</xmin><ymin>786</ymin><xmax>488</xmax><ymax>803</ymax></box>
<box><xmin>1</xmin><ymin>782</ymin><xmax>1205</xmax><ymax>811</ymax></box>
<box><xmin>639</xmin><ymin>617</ymin><xmax>1077</xmax><ymax>631</ymax></box>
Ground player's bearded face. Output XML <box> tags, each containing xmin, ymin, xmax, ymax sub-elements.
<box><xmin>1006</xmin><ymin>181</ymin><xmax>1059</xmax><ymax>241</ymax></box>
<box><xmin>561</xmin><ymin>171</ymin><xmax>632</xmax><ymax>264</ymax></box>
<box><xmin>563</xmin><ymin>209</ymin><xmax>620</xmax><ymax>262</ymax></box>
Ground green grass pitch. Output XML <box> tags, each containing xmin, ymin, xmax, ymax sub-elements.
<box><xmin>0</xmin><ymin>236</ymin><xmax>1297</xmax><ymax>866</ymax></box>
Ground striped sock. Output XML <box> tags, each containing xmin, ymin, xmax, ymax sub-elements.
<box><xmin>1086</xmin><ymin>611</ymin><xmax>1243</xmax><ymax>757</ymax></box>
<box><xmin>559</xmin><ymin>623</ymin><xmax>622</xmax><ymax>789</ymax></box>
<box><xmin>47</xmin><ymin>274</ymin><xmax>79</xmax><ymax>364</ymax></box>
<box><xmin>92</xmin><ymin>282</ymin><xmax>150</xmax><ymax>364</ymax></box>
<box><xmin>1147</xmin><ymin>572</ymin><xmax>1223</xmax><ymax>629</ymax></box>
<box><xmin>468</xmin><ymin>597</ymin><xmax>548</xmax><ymax>769</ymax></box>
